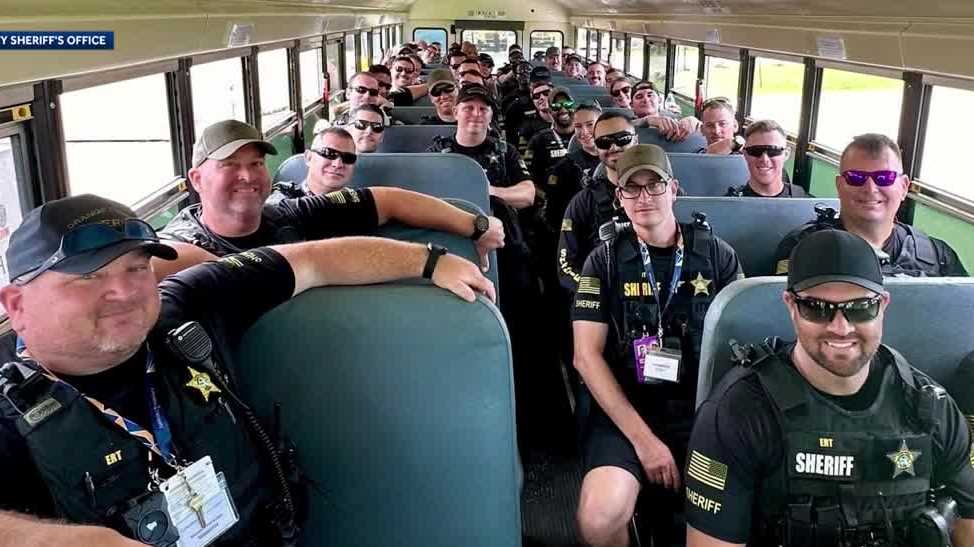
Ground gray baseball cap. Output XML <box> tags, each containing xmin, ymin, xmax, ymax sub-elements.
<box><xmin>192</xmin><ymin>119</ymin><xmax>277</xmax><ymax>168</ymax></box>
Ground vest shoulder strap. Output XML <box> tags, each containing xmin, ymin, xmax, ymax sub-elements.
<box><xmin>901</xmin><ymin>224</ymin><xmax>939</xmax><ymax>267</ymax></box>
<box><xmin>753</xmin><ymin>350</ymin><xmax>809</xmax><ymax>413</ymax></box>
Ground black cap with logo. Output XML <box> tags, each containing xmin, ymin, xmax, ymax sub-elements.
<box><xmin>456</xmin><ymin>83</ymin><xmax>495</xmax><ymax>109</ymax></box>
<box><xmin>6</xmin><ymin>194</ymin><xmax>177</xmax><ymax>283</ymax></box>
<box><xmin>787</xmin><ymin>229</ymin><xmax>884</xmax><ymax>294</ymax></box>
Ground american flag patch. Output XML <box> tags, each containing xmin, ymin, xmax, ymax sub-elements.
<box><xmin>687</xmin><ymin>450</ymin><xmax>728</xmax><ymax>491</ymax></box>
<box><xmin>577</xmin><ymin>276</ymin><xmax>600</xmax><ymax>296</ymax></box>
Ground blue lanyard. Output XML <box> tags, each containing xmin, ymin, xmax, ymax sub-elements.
<box><xmin>637</xmin><ymin>228</ymin><xmax>685</xmax><ymax>340</ymax></box>
<box><xmin>144</xmin><ymin>349</ymin><xmax>177</xmax><ymax>467</ymax></box>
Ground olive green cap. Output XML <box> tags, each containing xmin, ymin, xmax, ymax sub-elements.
<box><xmin>192</xmin><ymin>119</ymin><xmax>277</xmax><ymax>168</ymax></box>
<box><xmin>616</xmin><ymin>144</ymin><xmax>673</xmax><ymax>186</ymax></box>
<box><xmin>427</xmin><ymin>68</ymin><xmax>455</xmax><ymax>91</ymax></box>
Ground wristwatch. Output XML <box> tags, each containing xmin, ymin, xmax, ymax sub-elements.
<box><xmin>423</xmin><ymin>243</ymin><xmax>448</xmax><ymax>279</ymax></box>
<box><xmin>470</xmin><ymin>214</ymin><xmax>490</xmax><ymax>240</ymax></box>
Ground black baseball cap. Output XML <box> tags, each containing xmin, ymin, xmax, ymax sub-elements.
<box><xmin>456</xmin><ymin>83</ymin><xmax>495</xmax><ymax>109</ymax></box>
<box><xmin>787</xmin><ymin>229</ymin><xmax>884</xmax><ymax>294</ymax></box>
<box><xmin>6</xmin><ymin>194</ymin><xmax>177</xmax><ymax>283</ymax></box>
<box><xmin>478</xmin><ymin>53</ymin><xmax>494</xmax><ymax>66</ymax></box>
<box><xmin>530</xmin><ymin>66</ymin><xmax>552</xmax><ymax>82</ymax></box>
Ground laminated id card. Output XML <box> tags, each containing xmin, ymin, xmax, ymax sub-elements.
<box><xmin>159</xmin><ymin>456</ymin><xmax>239</xmax><ymax>547</ymax></box>
<box><xmin>633</xmin><ymin>335</ymin><xmax>681</xmax><ymax>384</ymax></box>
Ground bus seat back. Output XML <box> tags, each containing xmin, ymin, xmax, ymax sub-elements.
<box><xmin>348</xmin><ymin>153</ymin><xmax>491</xmax><ymax>214</ymax></box>
<box><xmin>669</xmin><ymin>153</ymin><xmax>750</xmax><ymax>196</ymax></box>
<box><xmin>377</xmin><ymin>125</ymin><xmax>457</xmax><ymax>153</ymax></box>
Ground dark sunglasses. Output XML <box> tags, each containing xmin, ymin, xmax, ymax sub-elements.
<box><xmin>352</xmin><ymin>120</ymin><xmax>385</xmax><ymax>133</ymax></box>
<box><xmin>311</xmin><ymin>146</ymin><xmax>357</xmax><ymax>165</ymax></box>
<box><xmin>550</xmin><ymin>100</ymin><xmax>576</xmax><ymax>112</ymax></box>
<box><xmin>460</xmin><ymin>69</ymin><xmax>482</xmax><ymax>77</ymax></box>
<box><xmin>790</xmin><ymin>292</ymin><xmax>883</xmax><ymax>324</ymax></box>
<box><xmin>611</xmin><ymin>86</ymin><xmax>632</xmax><ymax>97</ymax></box>
<box><xmin>594</xmin><ymin>131</ymin><xmax>635</xmax><ymax>150</ymax></box>
<box><xmin>451</xmin><ymin>63</ymin><xmax>463</xmax><ymax>70</ymax></box>
<box><xmin>744</xmin><ymin>145</ymin><xmax>786</xmax><ymax>158</ymax></box>
<box><xmin>14</xmin><ymin>219</ymin><xmax>160</xmax><ymax>286</ymax></box>
<box><xmin>619</xmin><ymin>181</ymin><xmax>668</xmax><ymax>199</ymax></box>
<box><xmin>394</xmin><ymin>66</ymin><xmax>414</xmax><ymax>74</ymax></box>
<box><xmin>842</xmin><ymin>169</ymin><xmax>901</xmax><ymax>187</ymax></box>
<box><xmin>430</xmin><ymin>84</ymin><xmax>456</xmax><ymax>97</ymax></box>
<box><xmin>352</xmin><ymin>86</ymin><xmax>379</xmax><ymax>97</ymax></box>
<box><xmin>531</xmin><ymin>89</ymin><xmax>551</xmax><ymax>100</ymax></box>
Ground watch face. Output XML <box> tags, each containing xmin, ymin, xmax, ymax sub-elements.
<box><xmin>475</xmin><ymin>215</ymin><xmax>490</xmax><ymax>232</ymax></box>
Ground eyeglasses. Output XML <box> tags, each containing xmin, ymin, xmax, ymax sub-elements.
<box><xmin>619</xmin><ymin>181</ymin><xmax>668</xmax><ymax>199</ymax></box>
<box><xmin>352</xmin><ymin>86</ymin><xmax>379</xmax><ymax>97</ymax></box>
<box><xmin>531</xmin><ymin>89</ymin><xmax>551</xmax><ymax>100</ymax></box>
<box><xmin>611</xmin><ymin>86</ymin><xmax>632</xmax><ymax>97</ymax></box>
<box><xmin>744</xmin><ymin>145</ymin><xmax>786</xmax><ymax>158</ymax></box>
<box><xmin>594</xmin><ymin>131</ymin><xmax>635</xmax><ymax>150</ymax></box>
<box><xmin>430</xmin><ymin>84</ymin><xmax>456</xmax><ymax>97</ymax></box>
<box><xmin>550</xmin><ymin>100</ymin><xmax>576</xmax><ymax>112</ymax></box>
<box><xmin>790</xmin><ymin>292</ymin><xmax>883</xmax><ymax>324</ymax></box>
<box><xmin>13</xmin><ymin>219</ymin><xmax>160</xmax><ymax>286</ymax></box>
<box><xmin>394</xmin><ymin>66</ymin><xmax>414</xmax><ymax>74</ymax></box>
<box><xmin>842</xmin><ymin>169</ymin><xmax>901</xmax><ymax>187</ymax></box>
<box><xmin>311</xmin><ymin>147</ymin><xmax>358</xmax><ymax>165</ymax></box>
<box><xmin>352</xmin><ymin>120</ymin><xmax>386</xmax><ymax>133</ymax></box>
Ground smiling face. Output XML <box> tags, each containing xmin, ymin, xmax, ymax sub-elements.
<box><xmin>348</xmin><ymin>73</ymin><xmax>381</xmax><ymax>108</ymax></box>
<box><xmin>744</xmin><ymin>130</ymin><xmax>789</xmax><ymax>191</ymax></box>
<box><xmin>836</xmin><ymin>145</ymin><xmax>909</xmax><ymax>228</ymax></box>
<box><xmin>305</xmin><ymin>132</ymin><xmax>357</xmax><ymax>194</ymax></box>
<box><xmin>431</xmin><ymin>82</ymin><xmax>458</xmax><ymax>116</ymax></box>
<box><xmin>609</xmin><ymin>80</ymin><xmax>632</xmax><ymax>108</ymax></box>
<box><xmin>573</xmin><ymin>109</ymin><xmax>599</xmax><ymax>154</ymax></box>
<box><xmin>455</xmin><ymin>98</ymin><xmax>492</xmax><ymax>135</ymax></box>
<box><xmin>191</xmin><ymin>143</ymin><xmax>270</xmax><ymax>229</ymax></box>
<box><xmin>631</xmin><ymin>87</ymin><xmax>660</xmax><ymax>117</ymax></box>
<box><xmin>701</xmin><ymin>104</ymin><xmax>738</xmax><ymax>144</ymax></box>
<box><xmin>594</xmin><ymin>116</ymin><xmax>636</xmax><ymax>170</ymax></box>
<box><xmin>392</xmin><ymin>59</ymin><xmax>415</xmax><ymax>88</ymax></box>
<box><xmin>586</xmin><ymin>64</ymin><xmax>606</xmax><ymax>86</ymax></box>
<box><xmin>347</xmin><ymin>109</ymin><xmax>385</xmax><ymax>153</ymax></box>
<box><xmin>617</xmin><ymin>169</ymin><xmax>678</xmax><ymax>231</ymax></box>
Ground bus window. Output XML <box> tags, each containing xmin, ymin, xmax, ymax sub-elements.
<box><xmin>588</xmin><ymin>30</ymin><xmax>599</xmax><ymax>62</ymax></box>
<box><xmin>461</xmin><ymin>30</ymin><xmax>516</xmax><ymax>67</ymax></box>
<box><xmin>529</xmin><ymin>31</ymin><xmax>563</xmax><ymax>58</ymax></box>
<box><xmin>673</xmin><ymin>44</ymin><xmax>699</xmax><ymax>96</ymax></box>
<box><xmin>704</xmin><ymin>56</ymin><xmax>740</xmax><ymax>106</ymax></box>
<box><xmin>258</xmin><ymin>48</ymin><xmax>292</xmax><ymax>129</ymax></box>
<box><xmin>648</xmin><ymin>41</ymin><xmax>667</xmax><ymax>90</ymax></box>
<box><xmin>576</xmin><ymin>28</ymin><xmax>588</xmax><ymax>59</ymax></box>
<box><xmin>372</xmin><ymin>30</ymin><xmax>382</xmax><ymax>64</ymax></box>
<box><xmin>300</xmin><ymin>47</ymin><xmax>325</xmax><ymax>110</ymax></box>
<box><xmin>815</xmin><ymin>67</ymin><xmax>902</xmax><ymax>150</ymax></box>
<box><xmin>629</xmin><ymin>36</ymin><xmax>645</xmax><ymax>79</ymax></box>
<box><xmin>750</xmin><ymin>57</ymin><xmax>804</xmax><ymax>134</ymax></box>
<box><xmin>0</xmin><ymin>128</ymin><xmax>28</xmax><ymax>287</ymax></box>
<box><xmin>599</xmin><ymin>32</ymin><xmax>611</xmax><ymax>66</ymax></box>
<box><xmin>61</xmin><ymin>73</ymin><xmax>174</xmax><ymax>206</ymax></box>
<box><xmin>413</xmin><ymin>28</ymin><xmax>447</xmax><ymax>51</ymax></box>
<box><xmin>919</xmin><ymin>85</ymin><xmax>974</xmax><ymax>201</ymax></box>
<box><xmin>344</xmin><ymin>34</ymin><xmax>356</xmax><ymax>83</ymax></box>
<box><xmin>325</xmin><ymin>41</ymin><xmax>341</xmax><ymax>90</ymax></box>
<box><xmin>359</xmin><ymin>32</ymin><xmax>370</xmax><ymax>71</ymax></box>
<box><xmin>191</xmin><ymin>57</ymin><xmax>247</xmax><ymax>133</ymax></box>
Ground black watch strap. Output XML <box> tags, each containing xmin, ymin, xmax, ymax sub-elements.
<box><xmin>423</xmin><ymin>243</ymin><xmax>448</xmax><ymax>279</ymax></box>
<box><xmin>470</xmin><ymin>214</ymin><xmax>490</xmax><ymax>240</ymax></box>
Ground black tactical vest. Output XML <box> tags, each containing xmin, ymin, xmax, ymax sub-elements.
<box><xmin>0</xmin><ymin>352</ymin><xmax>275</xmax><ymax>545</ymax></box>
<box><xmin>741</xmin><ymin>346</ymin><xmax>936</xmax><ymax>546</ymax></box>
<box><xmin>160</xmin><ymin>204</ymin><xmax>305</xmax><ymax>257</ymax></box>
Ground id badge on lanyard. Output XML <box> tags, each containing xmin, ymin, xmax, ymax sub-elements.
<box><xmin>632</xmin><ymin>235</ymin><xmax>684</xmax><ymax>385</ymax></box>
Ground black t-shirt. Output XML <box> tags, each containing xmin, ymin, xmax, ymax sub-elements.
<box><xmin>430</xmin><ymin>137</ymin><xmax>531</xmax><ymax>188</ymax></box>
<box><xmin>685</xmin><ymin>347</ymin><xmax>974</xmax><ymax>543</ymax></box>
<box><xmin>389</xmin><ymin>88</ymin><xmax>415</xmax><ymax>107</ymax></box>
<box><xmin>0</xmin><ymin>248</ymin><xmax>296</xmax><ymax>517</ymax></box>
<box><xmin>726</xmin><ymin>182</ymin><xmax>809</xmax><ymax>198</ymax></box>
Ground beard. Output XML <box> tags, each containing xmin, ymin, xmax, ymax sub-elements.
<box><xmin>802</xmin><ymin>332</ymin><xmax>877</xmax><ymax>378</ymax></box>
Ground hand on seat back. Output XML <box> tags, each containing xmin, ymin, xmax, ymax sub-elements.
<box><xmin>474</xmin><ymin>216</ymin><xmax>506</xmax><ymax>271</ymax></box>
<box><xmin>432</xmin><ymin>253</ymin><xmax>497</xmax><ymax>303</ymax></box>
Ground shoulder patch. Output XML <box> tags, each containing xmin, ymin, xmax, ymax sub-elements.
<box><xmin>775</xmin><ymin>259</ymin><xmax>790</xmax><ymax>274</ymax></box>
<box><xmin>323</xmin><ymin>188</ymin><xmax>358</xmax><ymax>204</ymax></box>
<box><xmin>562</xmin><ymin>218</ymin><xmax>573</xmax><ymax>231</ymax></box>
<box><xmin>577</xmin><ymin>276</ymin><xmax>601</xmax><ymax>296</ymax></box>
<box><xmin>547</xmin><ymin>174</ymin><xmax>559</xmax><ymax>186</ymax></box>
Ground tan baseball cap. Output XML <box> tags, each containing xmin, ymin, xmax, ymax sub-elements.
<box><xmin>426</xmin><ymin>68</ymin><xmax>455</xmax><ymax>91</ymax></box>
<box><xmin>616</xmin><ymin>144</ymin><xmax>673</xmax><ymax>186</ymax></box>
<box><xmin>192</xmin><ymin>119</ymin><xmax>277</xmax><ymax>168</ymax></box>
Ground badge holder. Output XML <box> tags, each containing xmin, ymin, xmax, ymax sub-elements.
<box><xmin>158</xmin><ymin>456</ymin><xmax>240</xmax><ymax>547</ymax></box>
<box><xmin>633</xmin><ymin>328</ymin><xmax>682</xmax><ymax>385</ymax></box>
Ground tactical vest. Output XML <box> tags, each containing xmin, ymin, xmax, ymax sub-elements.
<box><xmin>0</xmin><ymin>351</ymin><xmax>275</xmax><ymax>545</ymax></box>
<box><xmin>160</xmin><ymin>204</ymin><xmax>305</xmax><ymax>257</ymax></box>
<box><xmin>801</xmin><ymin>212</ymin><xmax>944</xmax><ymax>277</ymax></box>
<box><xmin>607</xmin><ymin>221</ymin><xmax>718</xmax><ymax>406</ymax></box>
<box><xmin>738</xmin><ymin>346</ymin><xmax>938</xmax><ymax>546</ymax></box>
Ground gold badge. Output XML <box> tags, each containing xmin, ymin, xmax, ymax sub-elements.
<box><xmin>689</xmin><ymin>273</ymin><xmax>712</xmax><ymax>296</ymax></box>
<box><xmin>886</xmin><ymin>439</ymin><xmax>921</xmax><ymax>478</ymax></box>
<box><xmin>186</xmin><ymin>366</ymin><xmax>222</xmax><ymax>403</ymax></box>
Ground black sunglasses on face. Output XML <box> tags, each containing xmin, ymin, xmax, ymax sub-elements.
<box><xmin>451</xmin><ymin>63</ymin><xmax>463</xmax><ymax>70</ymax></box>
<box><xmin>352</xmin><ymin>120</ymin><xmax>385</xmax><ymax>133</ymax></box>
<box><xmin>352</xmin><ymin>86</ymin><xmax>379</xmax><ymax>97</ymax></box>
<box><xmin>312</xmin><ymin>147</ymin><xmax>358</xmax><ymax>164</ymax></box>
<box><xmin>594</xmin><ymin>131</ymin><xmax>635</xmax><ymax>150</ymax></box>
<box><xmin>744</xmin><ymin>145</ymin><xmax>786</xmax><ymax>158</ymax></box>
<box><xmin>611</xmin><ymin>86</ymin><xmax>632</xmax><ymax>97</ymax></box>
<box><xmin>430</xmin><ymin>84</ymin><xmax>456</xmax><ymax>97</ymax></box>
<box><xmin>790</xmin><ymin>292</ymin><xmax>883</xmax><ymax>324</ymax></box>
<box><xmin>394</xmin><ymin>66</ymin><xmax>414</xmax><ymax>74</ymax></box>
<box><xmin>531</xmin><ymin>89</ymin><xmax>551</xmax><ymax>100</ymax></box>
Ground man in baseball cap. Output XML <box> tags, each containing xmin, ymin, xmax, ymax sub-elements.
<box><xmin>191</xmin><ymin>119</ymin><xmax>277</xmax><ymax>168</ymax></box>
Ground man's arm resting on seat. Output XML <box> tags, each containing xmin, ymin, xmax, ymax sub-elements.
<box><xmin>687</xmin><ymin>525</ymin><xmax>744</xmax><ymax>547</ymax></box>
<box><xmin>273</xmin><ymin>236</ymin><xmax>495</xmax><ymax>302</ymax></box>
<box><xmin>489</xmin><ymin>180</ymin><xmax>536</xmax><ymax>209</ymax></box>
<box><xmin>405</xmin><ymin>83</ymin><xmax>429</xmax><ymax>100</ymax></box>
<box><xmin>370</xmin><ymin>187</ymin><xmax>503</xmax><ymax>248</ymax></box>
<box><xmin>0</xmin><ymin>511</ymin><xmax>142</xmax><ymax>547</ymax></box>
<box><xmin>152</xmin><ymin>241</ymin><xmax>219</xmax><ymax>280</ymax></box>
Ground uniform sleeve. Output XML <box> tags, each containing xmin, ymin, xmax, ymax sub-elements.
<box><xmin>714</xmin><ymin>237</ymin><xmax>745</xmax><ymax>289</ymax></box>
<box><xmin>948</xmin><ymin>352</ymin><xmax>974</xmax><ymax>420</ymax></box>
<box><xmin>685</xmin><ymin>379</ymin><xmax>781</xmax><ymax>543</ymax></box>
<box><xmin>0</xmin><ymin>422</ymin><xmax>55</xmax><ymax>516</ymax></box>
<box><xmin>933</xmin><ymin>394</ymin><xmax>974</xmax><ymax>518</ymax></box>
<box><xmin>557</xmin><ymin>193</ymin><xmax>592</xmax><ymax>292</ymax></box>
<box><xmin>571</xmin><ymin>245</ymin><xmax>610</xmax><ymax>323</ymax></box>
<box><xmin>275</xmin><ymin>187</ymin><xmax>379</xmax><ymax>240</ymax></box>
<box><xmin>505</xmin><ymin>145</ymin><xmax>532</xmax><ymax>184</ymax></box>
<box><xmin>932</xmin><ymin>238</ymin><xmax>969</xmax><ymax>276</ymax></box>
<box><xmin>390</xmin><ymin>89</ymin><xmax>415</xmax><ymax>107</ymax></box>
<box><xmin>526</xmin><ymin>134</ymin><xmax>545</xmax><ymax>185</ymax></box>
<box><xmin>542</xmin><ymin>159</ymin><xmax>578</xmax><ymax>234</ymax></box>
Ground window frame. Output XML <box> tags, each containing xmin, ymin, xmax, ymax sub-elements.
<box><xmin>298</xmin><ymin>40</ymin><xmax>326</xmax><ymax>114</ymax></box>
<box><xmin>255</xmin><ymin>43</ymin><xmax>297</xmax><ymax>136</ymax></box>
<box><xmin>529</xmin><ymin>29</ymin><xmax>564</xmax><ymax>58</ymax></box>
<box><xmin>412</xmin><ymin>27</ymin><xmax>448</xmax><ymax>49</ymax></box>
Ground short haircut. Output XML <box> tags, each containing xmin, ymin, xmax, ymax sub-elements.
<box><xmin>313</xmin><ymin>126</ymin><xmax>354</xmax><ymax>147</ymax></box>
<box><xmin>840</xmin><ymin>133</ymin><xmax>902</xmax><ymax>169</ymax></box>
<box><xmin>530</xmin><ymin>80</ymin><xmax>552</xmax><ymax>90</ymax></box>
<box><xmin>701</xmin><ymin>96</ymin><xmax>735</xmax><ymax>117</ymax></box>
<box><xmin>349</xmin><ymin>104</ymin><xmax>386</xmax><ymax>123</ymax></box>
<box><xmin>744</xmin><ymin>119</ymin><xmax>786</xmax><ymax>140</ymax></box>
<box><xmin>575</xmin><ymin>101</ymin><xmax>604</xmax><ymax>116</ymax></box>
<box><xmin>633</xmin><ymin>80</ymin><xmax>659</xmax><ymax>94</ymax></box>
<box><xmin>606</xmin><ymin>68</ymin><xmax>623</xmax><ymax>75</ymax></box>
<box><xmin>369</xmin><ymin>64</ymin><xmax>391</xmax><ymax>77</ymax></box>
<box><xmin>587</xmin><ymin>62</ymin><xmax>605</xmax><ymax>70</ymax></box>
<box><xmin>448</xmin><ymin>51</ymin><xmax>466</xmax><ymax>59</ymax></box>
<box><xmin>609</xmin><ymin>78</ymin><xmax>631</xmax><ymax>92</ymax></box>
<box><xmin>594</xmin><ymin>110</ymin><xmax>634</xmax><ymax>132</ymax></box>
<box><xmin>393</xmin><ymin>55</ymin><xmax>413</xmax><ymax>65</ymax></box>
<box><xmin>348</xmin><ymin>71</ymin><xmax>376</xmax><ymax>87</ymax></box>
